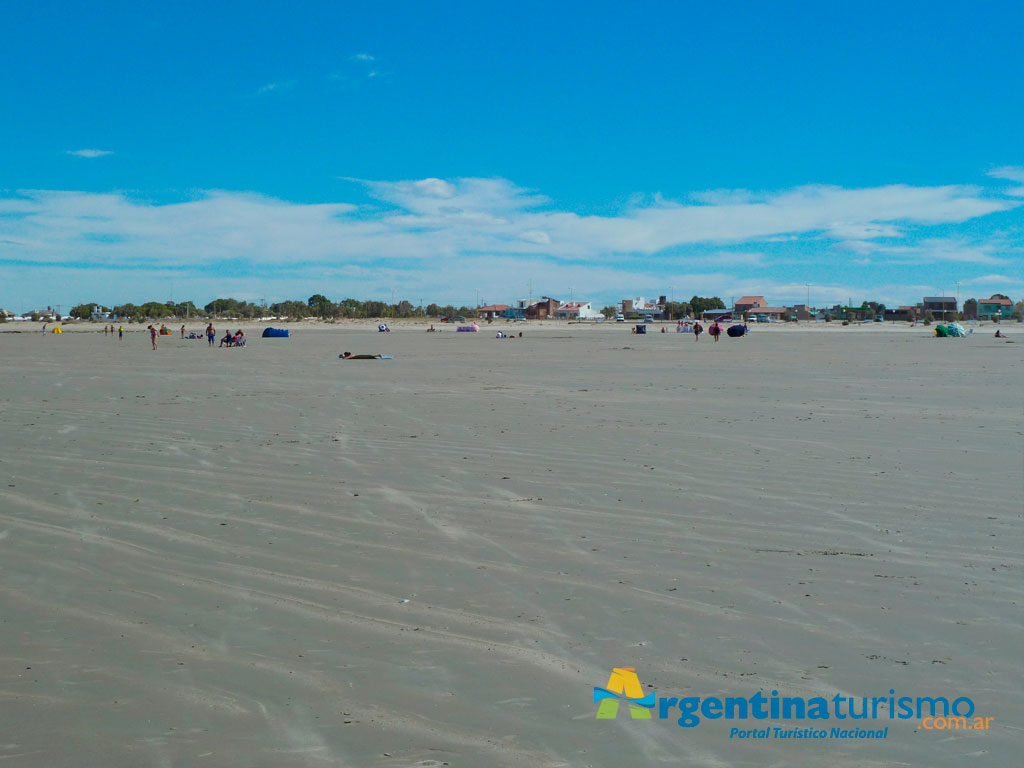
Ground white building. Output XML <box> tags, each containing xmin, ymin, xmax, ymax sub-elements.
<box><xmin>555</xmin><ymin>301</ymin><xmax>602</xmax><ymax>320</ymax></box>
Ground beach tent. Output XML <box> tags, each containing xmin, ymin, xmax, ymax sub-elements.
<box><xmin>726</xmin><ymin>324</ymin><xmax>746</xmax><ymax>337</ymax></box>
<box><xmin>51</xmin><ymin>326</ymin><xmax>63</xmax><ymax>334</ymax></box>
<box><xmin>934</xmin><ymin>325</ymin><xmax>949</xmax><ymax>337</ymax></box>
<box><xmin>262</xmin><ymin>327</ymin><xmax>289</xmax><ymax>338</ymax></box>
<box><xmin>947</xmin><ymin>322</ymin><xmax>966</xmax><ymax>337</ymax></box>
<box><xmin>634</xmin><ymin>324</ymin><xmax>647</xmax><ymax>334</ymax></box>
<box><xmin>456</xmin><ymin>323</ymin><xmax>480</xmax><ymax>332</ymax></box>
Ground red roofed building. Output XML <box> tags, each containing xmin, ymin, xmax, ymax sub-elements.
<box><xmin>477</xmin><ymin>304</ymin><xmax>510</xmax><ymax>319</ymax></box>
<box><xmin>734</xmin><ymin>296</ymin><xmax>767</xmax><ymax>314</ymax></box>
<box><xmin>556</xmin><ymin>301</ymin><xmax>601</xmax><ymax>320</ymax></box>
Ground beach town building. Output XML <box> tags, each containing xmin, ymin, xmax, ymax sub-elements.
<box><xmin>746</xmin><ymin>306</ymin><xmax>787</xmax><ymax>320</ymax></box>
<box><xmin>476</xmin><ymin>304</ymin><xmax>510</xmax><ymax>320</ymax></box>
<box><xmin>555</xmin><ymin>301</ymin><xmax>602</xmax><ymax>320</ymax></box>
<box><xmin>621</xmin><ymin>296</ymin><xmax>666</xmax><ymax>319</ymax></box>
<box><xmin>504</xmin><ymin>297</ymin><xmax>561</xmax><ymax>320</ymax></box>
<box><xmin>883</xmin><ymin>306</ymin><xmax>917</xmax><ymax>322</ymax></box>
<box><xmin>734</xmin><ymin>296</ymin><xmax>767</xmax><ymax>314</ymax></box>
<box><xmin>975</xmin><ymin>296</ymin><xmax>1013</xmax><ymax>320</ymax></box>
<box><xmin>921</xmin><ymin>296</ymin><xmax>957</xmax><ymax>320</ymax></box>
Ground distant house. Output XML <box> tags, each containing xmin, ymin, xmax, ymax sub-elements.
<box><xmin>734</xmin><ymin>296</ymin><xmax>767</xmax><ymax>314</ymax></box>
<box><xmin>555</xmin><ymin>301</ymin><xmax>602</xmax><ymax>320</ymax></box>
<box><xmin>477</xmin><ymin>304</ymin><xmax>510</xmax><ymax>320</ymax></box>
<box><xmin>621</xmin><ymin>296</ymin><xmax>665</xmax><ymax>319</ymax></box>
<box><xmin>976</xmin><ymin>296</ymin><xmax>1013</xmax><ymax>320</ymax></box>
<box><xmin>505</xmin><ymin>297</ymin><xmax>560</xmax><ymax>320</ymax></box>
<box><xmin>883</xmin><ymin>306</ymin><xmax>916</xmax><ymax>322</ymax></box>
<box><xmin>922</xmin><ymin>296</ymin><xmax>957</xmax><ymax>320</ymax></box>
<box><xmin>748</xmin><ymin>306</ymin><xmax>787</xmax><ymax>320</ymax></box>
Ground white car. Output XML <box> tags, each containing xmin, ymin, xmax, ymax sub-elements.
<box><xmin>615</xmin><ymin>314</ymin><xmax>625</xmax><ymax>322</ymax></box>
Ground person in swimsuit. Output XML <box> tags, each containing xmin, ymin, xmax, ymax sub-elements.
<box><xmin>148</xmin><ymin>325</ymin><xmax>158</xmax><ymax>350</ymax></box>
<box><xmin>340</xmin><ymin>352</ymin><xmax>384</xmax><ymax>359</ymax></box>
<box><xmin>693</xmin><ymin>322</ymin><xmax>703</xmax><ymax>341</ymax></box>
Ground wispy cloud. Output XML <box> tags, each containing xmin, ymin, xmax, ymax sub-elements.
<box><xmin>2</xmin><ymin>174</ymin><xmax>1021</xmax><ymax>305</ymax></box>
<box><xmin>350</xmin><ymin>53</ymin><xmax>375</xmax><ymax>62</ymax></box>
<box><xmin>988</xmin><ymin>165</ymin><xmax>1024</xmax><ymax>197</ymax></box>
<box><xmin>66</xmin><ymin>149</ymin><xmax>112</xmax><ymax>158</ymax></box>
<box><xmin>257</xmin><ymin>80</ymin><xmax>295</xmax><ymax>95</ymax></box>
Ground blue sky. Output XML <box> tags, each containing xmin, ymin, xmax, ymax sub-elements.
<box><xmin>2</xmin><ymin>0</ymin><xmax>1023</xmax><ymax>310</ymax></box>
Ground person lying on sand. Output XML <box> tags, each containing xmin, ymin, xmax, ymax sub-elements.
<box><xmin>995</xmin><ymin>330</ymin><xmax>1008</xmax><ymax>338</ymax></box>
<box><xmin>340</xmin><ymin>352</ymin><xmax>384</xmax><ymax>359</ymax></box>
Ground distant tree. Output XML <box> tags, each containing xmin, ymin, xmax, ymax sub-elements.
<box><xmin>991</xmin><ymin>293</ymin><xmax>1009</xmax><ymax>300</ymax></box>
<box><xmin>663</xmin><ymin>301</ymin><xmax>691</xmax><ymax>319</ymax></box>
<box><xmin>170</xmin><ymin>301</ymin><xmax>200</xmax><ymax>318</ymax></box>
<box><xmin>923</xmin><ymin>310</ymin><xmax>935</xmax><ymax>325</ymax></box>
<box><xmin>205</xmin><ymin>298</ymin><xmax>242</xmax><ymax>316</ymax></box>
<box><xmin>690</xmin><ymin>296</ymin><xmax>725</xmax><ymax>316</ymax></box>
<box><xmin>270</xmin><ymin>300</ymin><xmax>307</xmax><ymax>319</ymax></box>
<box><xmin>139</xmin><ymin>301</ymin><xmax>172</xmax><ymax>319</ymax></box>
<box><xmin>600</xmin><ymin>306</ymin><xmax>617</xmax><ymax>319</ymax></box>
<box><xmin>307</xmin><ymin>294</ymin><xmax>332</xmax><ymax>318</ymax></box>
<box><xmin>30</xmin><ymin>312</ymin><xmax>40</xmax><ymax>322</ymax></box>
<box><xmin>70</xmin><ymin>303</ymin><xmax>97</xmax><ymax>319</ymax></box>
<box><xmin>425</xmin><ymin>303</ymin><xmax>442</xmax><ymax>317</ymax></box>
<box><xmin>363</xmin><ymin>300</ymin><xmax>386</xmax><ymax>318</ymax></box>
<box><xmin>1013</xmin><ymin>301</ymin><xmax>1024</xmax><ymax>321</ymax></box>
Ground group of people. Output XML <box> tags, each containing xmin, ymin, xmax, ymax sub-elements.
<box><xmin>102</xmin><ymin>324</ymin><xmax>124</xmax><ymax>339</ymax></box>
<box><xmin>219</xmin><ymin>329</ymin><xmax>246</xmax><ymax>347</ymax></box>
<box><xmin>142</xmin><ymin>323</ymin><xmax>245</xmax><ymax>349</ymax></box>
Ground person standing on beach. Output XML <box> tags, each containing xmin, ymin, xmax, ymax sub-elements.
<box><xmin>181</xmin><ymin>324</ymin><xmax>186</xmax><ymax>338</ymax></box>
<box><xmin>693</xmin><ymin>322</ymin><xmax>703</xmax><ymax>341</ymax></box>
<box><xmin>710</xmin><ymin>322</ymin><xmax>722</xmax><ymax>341</ymax></box>
<box><xmin>118</xmin><ymin>325</ymin><xmax>123</xmax><ymax>339</ymax></box>
<box><xmin>148</xmin><ymin>325</ymin><xmax>158</xmax><ymax>350</ymax></box>
<box><xmin>206</xmin><ymin>323</ymin><xmax>215</xmax><ymax>347</ymax></box>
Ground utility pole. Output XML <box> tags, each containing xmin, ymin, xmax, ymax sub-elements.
<box><xmin>955</xmin><ymin>281</ymin><xmax>960</xmax><ymax>320</ymax></box>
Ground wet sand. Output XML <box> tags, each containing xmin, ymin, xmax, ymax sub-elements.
<box><xmin>0</xmin><ymin>325</ymin><xmax>1020</xmax><ymax>767</ymax></box>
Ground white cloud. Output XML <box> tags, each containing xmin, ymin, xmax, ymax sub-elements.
<box><xmin>257</xmin><ymin>80</ymin><xmax>295</xmax><ymax>94</ymax></box>
<box><xmin>836</xmin><ymin>237</ymin><xmax>1007</xmax><ymax>265</ymax></box>
<box><xmin>66</xmin><ymin>149</ymin><xmax>112</xmax><ymax>158</ymax></box>
<box><xmin>350</xmin><ymin>53</ymin><xmax>375</xmax><ymax>61</ymax></box>
<box><xmin>987</xmin><ymin>166</ymin><xmax>1024</xmax><ymax>197</ymax></box>
<box><xmin>2</xmin><ymin>175</ymin><xmax>1021</xmax><ymax>306</ymax></box>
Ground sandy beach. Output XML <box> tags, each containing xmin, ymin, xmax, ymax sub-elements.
<box><xmin>1</xmin><ymin>324</ymin><xmax>1020</xmax><ymax>767</ymax></box>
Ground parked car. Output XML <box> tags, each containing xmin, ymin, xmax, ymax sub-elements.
<box><xmin>615</xmin><ymin>313</ymin><xmax>625</xmax><ymax>322</ymax></box>
<box><xmin>451</xmin><ymin>315</ymin><xmax>466</xmax><ymax>322</ymax></box>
